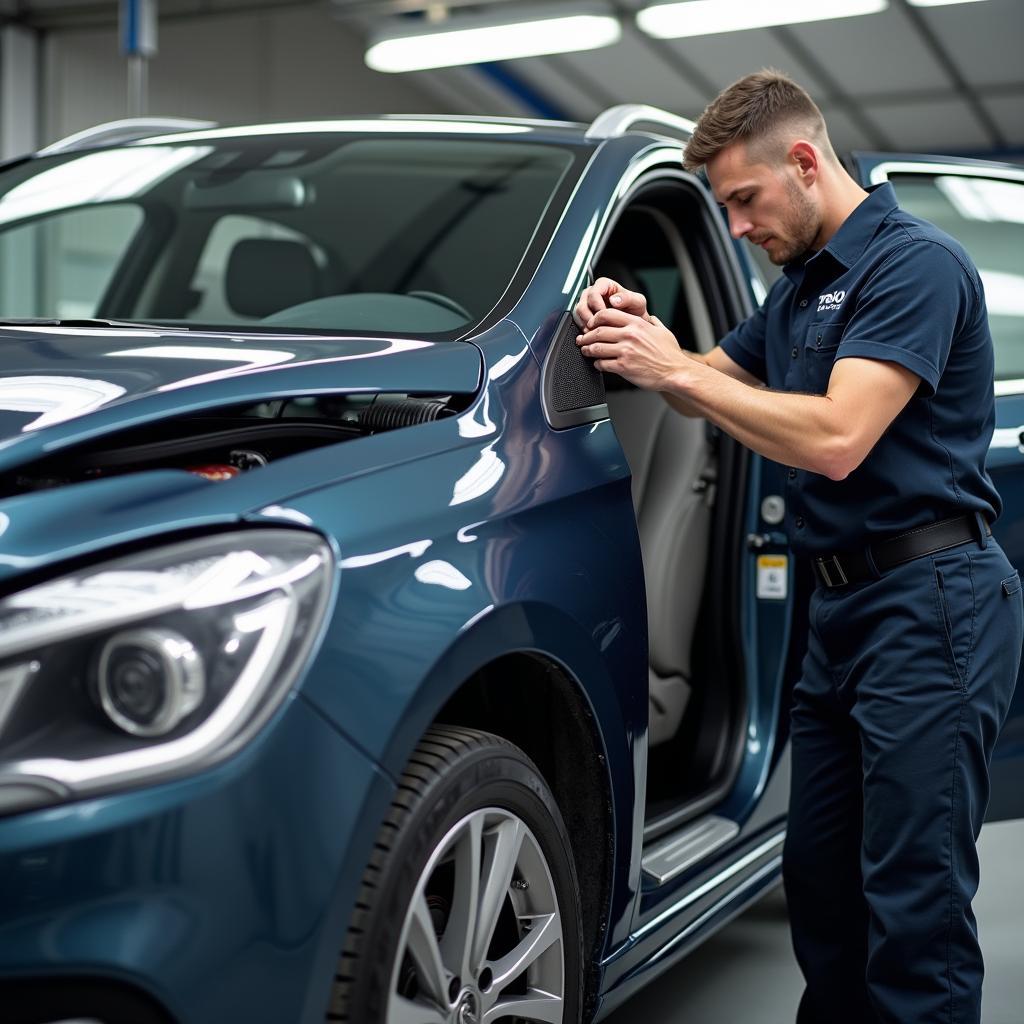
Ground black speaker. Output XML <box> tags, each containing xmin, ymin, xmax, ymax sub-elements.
<box><xmin>542</xmin><ymin>313</ymin><xmax>608</xmax><ymax>429</ymax></box>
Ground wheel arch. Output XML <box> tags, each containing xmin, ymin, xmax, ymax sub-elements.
<box><xmin>437</xmin><ymin>651</ymin><xmax>612</xmax><ymax>1000</ymax></box>
<box><xmin>378</xmin><ymin>600</ymin><xmax>640</xmax><ymax>1014</ymax></box>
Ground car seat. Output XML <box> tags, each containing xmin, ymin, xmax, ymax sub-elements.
<box><xmin>225</xmin><ymin>238</ymin><xmax>321</xmax><ymax>318</ymax></box>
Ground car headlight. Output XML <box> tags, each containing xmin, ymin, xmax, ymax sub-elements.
<box><xmin>0</xmin><ymin>529</ymin><xmax>334</xmax><ymax>815</ymax></box>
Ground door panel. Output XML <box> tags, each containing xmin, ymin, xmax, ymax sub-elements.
<box><xmin>856</xmin><ymin>154</ymin><xmax>1024</xmax><ymax>820</ymax></box>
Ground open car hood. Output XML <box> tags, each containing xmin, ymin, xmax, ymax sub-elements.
<box><xmin>0</xmin><ymin>326</ymin><xmax>482</xmax><ymax>468</ymax></box>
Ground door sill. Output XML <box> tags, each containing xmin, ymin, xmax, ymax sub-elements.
<box><xmin>641</xmin><ymin>814</ymin><xmax>740</xmax><ymax>885</ymax></box>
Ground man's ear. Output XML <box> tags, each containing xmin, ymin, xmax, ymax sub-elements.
<box><xmin>789</xmin><ymin>140</ymin><xmax>819</xmax><ymax>184</ymax></box>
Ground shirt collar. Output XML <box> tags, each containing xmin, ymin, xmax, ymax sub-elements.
<box><xmin>782</xmin><ymin>181</ymin><xmax>899</xmax><ymax>284</ymax></box>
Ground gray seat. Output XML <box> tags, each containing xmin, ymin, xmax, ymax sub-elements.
<box><xmin>608</xmin><ymin>389</ymin><xmax>714</xmax><ymax>747</ymax></box>
<box><xmin>597</xmin><ymin>233</ymin><xmax>715</xmax><ymax>749</ymax></box>
<box><xmin>225</xmin><ymin>238</ymin><xmax>321</xmax><ymax>318</ymax></box>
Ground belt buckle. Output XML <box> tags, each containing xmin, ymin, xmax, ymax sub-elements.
<box><xmin>816</xmin><ymin>554</ymin><xmax>848</xmax><ymax>588</ymax></box>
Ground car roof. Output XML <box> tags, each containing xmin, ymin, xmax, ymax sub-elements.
<box><xmin>34</xmin><ymin>107</ymin><xmax>697</xmax><ymax>157</ymax></box>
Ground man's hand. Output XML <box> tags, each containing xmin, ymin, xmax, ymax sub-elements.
<box><xmin>576</xmin><ymin>308</ymin><xmax>689</xmax><ymax>392</ymax></box>
<box><xmin>574</xmin><ymin>277</ymin><xmax>650</xmax><ymax>329</ymax></box>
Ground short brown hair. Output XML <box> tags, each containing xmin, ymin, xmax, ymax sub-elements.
<box><xmin>683</xmin><ymin>69</ymin><xmax>834</xmax><ymax>173</ymax></box>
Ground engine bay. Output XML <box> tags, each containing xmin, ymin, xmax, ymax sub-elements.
<box><xmin>3</xmin><ymin>392</ymin><xmax>461</xmax><ymax>498</ymax></box>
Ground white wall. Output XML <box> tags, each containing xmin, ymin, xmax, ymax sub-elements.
<box><xmin>1</xmin><ymin>25</ymin><xmax>40</xmax><ymax>158</ymax></box>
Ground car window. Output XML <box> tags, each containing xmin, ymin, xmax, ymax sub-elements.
<box><xmin>0</xmin><ymin>204</ymin><xmax>143</xmax><ymax>319</ymax></box>
<box><xmin>887</xmin><ymin>172</ymin><xmax>1024</xmax><ymax>382</ymax></box>
<box><xmin>743</xmin><ymin>238</ymin><xmax>782</xmax><ymax>300</ymax></box>
<box><xmin>0</xmin><ymin>136</ymin><xmax>580</xmax><ymax>336</ymax></box>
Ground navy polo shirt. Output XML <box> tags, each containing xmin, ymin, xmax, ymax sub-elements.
<box><xmin>720</xmin><ymin>182</ymin><xmax>1000</xmax><ymax>555</ymax></box>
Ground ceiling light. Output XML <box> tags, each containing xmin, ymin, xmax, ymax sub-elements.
<box><xmin>365</xmin><ymin>10</ymin><xmax>621</xmax><ymax>73</ymax></box>
<box><xmin>906</xmin><ymin>0</ymin><xmax>989</xmax><ymax>6</ymax></box>
<box><xmin>637</xmin><ymin>0</ymin><xmax>887</xmax><ymax>38</ymax></box>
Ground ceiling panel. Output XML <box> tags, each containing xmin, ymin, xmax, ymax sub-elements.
<box><xmin>657</xmin><ymin>28</ymin><xmax>820</xmax><ymax>102</ymax></box>
<box><xmin>916</xmin><ymin>0</ymin><xmax>1024</xmax><ymax>89</ymax></box>
<box><xmin>981</xmin><ymin>94</ymin><xmax>1024</xmax><ymax>150</ymax></box>
<box><xmin>783</xmin><ymin>4</ymin><xmax>949</xmax><ymax>97</ymax></box>
<box><xmin>555</xmin><ymin>30</ymin><xmax>707</xmax><ymax>117</ymax></box>
<box><xmin>865</xmin><ymin>96</ymin><xmax>994</xmax><ymax>154</ymax></box>
<box><xmin>816</xmin><ymin>104</ymin><xmax>878</xmax><ymax>156</ymax></box>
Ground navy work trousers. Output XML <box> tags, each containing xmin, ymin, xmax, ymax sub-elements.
<box><xmin>783</xmin><ymin>535</ymin><xmax>1022</xmax><ymax>1024</ymax></box>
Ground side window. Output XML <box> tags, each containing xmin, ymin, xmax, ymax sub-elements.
<box><xmin>593</xmin><ymin>202</ymin><xmax>716</xmax><ymax>352</ymax></box>
<box><xmin>887</xmin><ymin>173</ymin><xmax>1024</xmax><ymax>381</ymax></box>
<box><xmin>0</xmin><ymin>204</ymin><xmax>143</xmax><ymax>319</ymax></box>
<box><xmin>595</xmin><ymin>207</ymin><xmax>682</xmax><ymax>328</ymax></box>
<box><xmin>186</xmin><ymin>214</ymin><xmax>325</xmax><ymax>324</ymax></box>
<box><xmin>634</xmin><ymin>265</ymin><xmax>681</xmax><ymax>323</ymax></box>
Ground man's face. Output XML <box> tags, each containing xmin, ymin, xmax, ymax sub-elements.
<box><xmin>706</xmin><ymin>141</ymin><xmax>821</xmax><ymax>265</ymax></box>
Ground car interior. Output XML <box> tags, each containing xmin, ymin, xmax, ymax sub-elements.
<box><xmin>592</xmin><ymin>180</ymin><xmax>750</xmax><ymax>830</ymax></box>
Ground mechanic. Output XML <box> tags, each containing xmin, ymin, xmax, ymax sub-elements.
<box><xmin>575</xmin><ymin>69</ymin><xmax>1022</xmax><ymax>1024</ymax></box>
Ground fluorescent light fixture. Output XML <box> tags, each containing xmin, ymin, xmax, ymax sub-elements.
<box><xmin>906</xmin><ymin>0</ymin><xmax>988</xmax><ymax>6</ymax></box>
<box><xmin>365</xmin><ymin>12</ymin><xmax>621</xmax><ymax>73</ymax></box>
<box><xmin>637</xmin><ymin>0</ymin><xmax>887</xmax><ymax>38</ymax></box>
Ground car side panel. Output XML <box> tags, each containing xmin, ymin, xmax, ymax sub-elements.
<box><xmin>275</xmin><ymin>327</ymin><xmax>651</xmax><ymax>956</ymax></box>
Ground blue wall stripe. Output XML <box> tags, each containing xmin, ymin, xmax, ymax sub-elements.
<box><xmin>476</xmin><ymin>62</ymin><xmax>572</xmax><ymax>121</ymax></box>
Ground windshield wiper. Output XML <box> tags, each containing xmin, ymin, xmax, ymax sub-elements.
<box><xmin>0</xmin><ymin>318</ymin><xmax>186</xmax><ymax>330</ymax></box>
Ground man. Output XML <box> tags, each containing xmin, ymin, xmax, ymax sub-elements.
<box><xmin>575</xmin><ymin>70</ymin><xmax>1022</xmax><ymax>1024</ymax></box>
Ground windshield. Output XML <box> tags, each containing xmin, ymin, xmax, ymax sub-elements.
<box><xmin>0</xmin><ymin>132</ymin><xmax>579</xmax><ymax>336</ymax></box>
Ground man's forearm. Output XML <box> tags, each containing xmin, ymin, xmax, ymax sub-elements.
<box><xmin>659</xmin><ymin>351</ymin><xmax>707</xmax><ymax>418</ymax></box>
<box><xmin>661</xmin><ymin>391</ymin><xmax>704</xmax><ymax>417</ymax></box>
<box><xmin>664</xmin><ymin>360</ymin><xmax>846</xmax><ymax>478</ymax></box>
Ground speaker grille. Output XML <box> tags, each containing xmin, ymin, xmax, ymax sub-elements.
<box><xmin>549</xmin><ymin>315</ymin><xmax>606</xmax><ymax>413</ymax></box>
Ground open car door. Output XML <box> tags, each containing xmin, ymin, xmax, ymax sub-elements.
<box><xmin>853</xmin><ymin>153</ymin><xmax>1024</xmax><ymax>820</ymax></box>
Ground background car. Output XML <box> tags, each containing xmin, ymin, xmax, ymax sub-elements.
<box><xmin>0</xmin><ymin>108</ymin><xmax>1020</xmax><ymax>1024</ymax></box>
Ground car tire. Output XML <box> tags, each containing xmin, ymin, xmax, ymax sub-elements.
<box><xmin>327</xmin><ymin>725</ymin><xmax>584</xmax><ymax>1023</ymax></box>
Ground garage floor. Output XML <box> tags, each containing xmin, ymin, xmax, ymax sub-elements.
<box><xmin>605</xmin><ymin>819</ymin><xmax>1024</xmax><ymax>1024</ymax></box>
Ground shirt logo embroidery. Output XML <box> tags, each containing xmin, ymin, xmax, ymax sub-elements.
<box><xmin>817</xmin><ymin>290</ymin><xmax>846</xmax><ymax>313</ymax></box>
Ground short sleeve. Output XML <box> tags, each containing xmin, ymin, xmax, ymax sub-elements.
<box><xmin>719</xmin><ymin>278</ymin><xmax>780</xmax><ymax>384</ymax></box>
<box><xmin>835</xmin><ymin>240</ymin><xmax>977</xmax><ymax>398</ymax></box>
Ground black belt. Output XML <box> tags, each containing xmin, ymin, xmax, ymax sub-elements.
<box><xmin>812</xmin><ymin>513</ymin><xmax>991</xmax><ymax>589</ymax></box>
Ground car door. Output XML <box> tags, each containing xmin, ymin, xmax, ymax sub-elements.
<box><xmin>853</xmin><ymin>153</ymin><xmax>1024</xmax><ymax>820</ymax></box>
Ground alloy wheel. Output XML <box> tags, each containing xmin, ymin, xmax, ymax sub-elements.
<box><xmin>387</xmin><ymin>807</ymin><xmax>565</xmax><ymax>1024</ymax></box>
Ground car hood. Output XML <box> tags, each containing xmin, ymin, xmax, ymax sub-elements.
<box><xmin>0</xmin><ymin>325</ymin><xmax>482</xmax><ymax>471</ymax></box>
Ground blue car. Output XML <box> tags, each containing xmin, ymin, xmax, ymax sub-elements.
<box><xmin>0</xmin><ymin>110</ymin><xmax>1020</xmax><ymax>1024</ymax></box>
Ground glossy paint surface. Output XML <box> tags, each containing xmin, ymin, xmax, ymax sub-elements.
<box><xmin>0</xmin><ymin>328</ymin><xmax>481</xmax><ymax>458</ymax></box>
<box><xmin>0</xmin><ymin>695</ymin><xmax>392</xmax><ymax>1024</ymax></box>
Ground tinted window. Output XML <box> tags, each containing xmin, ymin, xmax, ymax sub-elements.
<box><xmin>888</xmin><ymin>172</ymin><xmax>1024</xmax><ymax>381</ymax></box>
<box><xmin>0</xmin><ymin>134</ymin><xmax>578</xmax><ymax>335</ymax></box>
